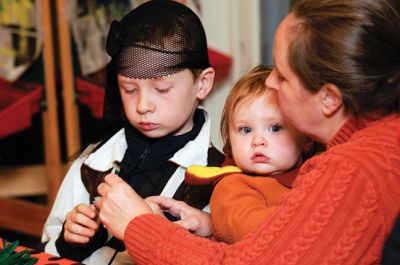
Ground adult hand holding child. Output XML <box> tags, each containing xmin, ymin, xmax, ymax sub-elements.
<box><xmin>97</xmin><ymin>175</ymin><xmax>213</xmax><ymax>239</ymax></box>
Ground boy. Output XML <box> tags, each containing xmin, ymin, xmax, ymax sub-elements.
<box><xmin>42</xmin><ymin>1</ymin><xmax>224</xmax><ymax>264</ymax></box>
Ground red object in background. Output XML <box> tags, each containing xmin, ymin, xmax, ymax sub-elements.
<box><xmin>0</xmin><ymin>48</ymin><xmax>233</xmax><ymax>135</ymax></box>
<box><xmin>0</xmin><ymin>238</ymin><xmax>79</xmax><ymax>265</ymax></box>
<box><xmin>75</xmin><ymin>47</ymin><xmax>232</xmax><ymax>120</ymax></box>
<box><xmin>75</xmin><ymin>77</ymin><xmax>105</xmax><ymax>119</ymax></box>
<box><xmin>208</xmin><ymin>47</ymin><xmax>232</xmax><ymax>83</ymax></box>
<box><xmin>0</xmin><ymin>79</ymin><xmax>43</xmax><ymax>138</ymax></box>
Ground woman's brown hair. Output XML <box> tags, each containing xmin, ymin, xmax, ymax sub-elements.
<box><xmin>289</xmin><ymin>0</ymin><xmax>400</xmax><ymax>117</ymax></box>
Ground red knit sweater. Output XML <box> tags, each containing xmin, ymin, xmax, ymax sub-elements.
<box><xmin>124</xmin><ymin>114</ymin><xmax>400</xmax><ymax>265</ymax></box>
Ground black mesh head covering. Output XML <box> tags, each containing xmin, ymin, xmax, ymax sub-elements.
<box><xmin>106</xmin><ymin>0</ymin><xmax>210</xmax><ymax>79</ymax></box>
<box><xmin>103</xmin><ymin>0</ymin><xmax>210</xmax><ymax>129</ymax></box>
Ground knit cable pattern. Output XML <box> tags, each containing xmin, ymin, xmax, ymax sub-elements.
<box><xmin>125</xmin><ymin>114</ymin><xmax>400</xmax><ymax>265</ymax></box>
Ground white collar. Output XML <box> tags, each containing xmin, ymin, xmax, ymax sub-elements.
<box><xmin>84</xmin><ymin>107</ymin><xmax>211</xmax><ymax>171</ymax></box>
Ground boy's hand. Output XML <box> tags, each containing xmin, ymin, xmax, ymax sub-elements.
<box><xmin>64</xmin><ymin>203</ymin><xmax>100</xmax><ymax>245</ymax></box>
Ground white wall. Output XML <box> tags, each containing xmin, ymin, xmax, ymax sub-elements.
<box><xmin>199</xmin><ymin>0</ymin><xmax>262</xmax><ymax>151</ymax></box>
<box><xmin>260</xmin><ymin>0</ymin><xmax>291</xmax><ymax>64</ymax></box>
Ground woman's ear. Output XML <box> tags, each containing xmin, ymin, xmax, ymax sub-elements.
<box><xmin>196</xmin><ymin>67</ymin><xmax>215</xmax><ymax>100</ymax></box>
<box><xmin>319</xmin><ymin>83</ymin><xmax>343</xmax><ymax>116</ymax></box>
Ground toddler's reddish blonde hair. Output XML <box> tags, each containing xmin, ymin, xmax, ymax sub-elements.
<box><xmin>221</xmin><ymin>65</ymin><xmax>273</xmax><ymax>157</ymax></box>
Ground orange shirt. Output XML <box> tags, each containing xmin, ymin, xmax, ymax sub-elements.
<box><xmin>211</xmin><ymin>171</ymin><xmax>297</xmax><ymax>243</ymax></box>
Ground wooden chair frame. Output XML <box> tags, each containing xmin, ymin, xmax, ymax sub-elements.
<box><xmin>0</xmin><ymin>0</ymin><xmax>81</xmax><ymax>238</ymax></box>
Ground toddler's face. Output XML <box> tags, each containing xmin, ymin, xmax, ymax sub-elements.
<box><xmin>118</xmin><ymin>69</ymin><xmax>200</xmax><ymax>138</ymax></box>
<box><xmin>229</xmin><ymin>92</ymin><xmax>306</xmax><ymax>175</ymax></box>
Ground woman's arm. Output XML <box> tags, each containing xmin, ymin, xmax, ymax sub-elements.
<box><xmin>120</xmin><ymin>155</ymin><xmax>388</xmax><ymax>264</ymax></box>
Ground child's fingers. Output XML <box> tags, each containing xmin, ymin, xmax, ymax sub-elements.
<box><xmin>66</xmin><ymin>208</ymin><xmax>99</xmax><ymax>230</ymax></box>
<box><xmin>65</xmin><ymin>221</ymin><xmax>97</xmax><ymax>237</ymax></box>
<box><xmin>75</xmin><ymin>203</ymin><xmax>98</xmax><ymax>219</ymax></box>
<box><xmin>74</xmin><ymin>211</ymin><xmax>99</xmax><ymax>230</ymax></box>
<box><xmin>64</xmin><ymin>214</ymin><xmax>99</xmax><ymax>245</ymax></box>
<box><xmin>89</xmin><ymin>203</ymin><xmax>98</xmax><ymax>211</ymax></box>
<box><xmin>89</xmin><ymin>204</ymin><xmax>101</xmax><ymax>224</ymax></box>
<box><xmin>64</xmin><ymin>229</ymin><xmax>92</xmax><ymax>244</ymax></box>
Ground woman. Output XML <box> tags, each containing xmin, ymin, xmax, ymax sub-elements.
<box><xmin>96</xmin><ymin>0</ymin><xmax>400</xmax><ymax>264</ymax></box>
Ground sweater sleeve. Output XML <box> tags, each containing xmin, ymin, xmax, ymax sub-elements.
<box><xmin>123</xmin><ymin>154</ymin><xmax>390</xmax><ymax>265</ymax></box>
<box><xmin>210</xmin><ymin>174</ymin><xmax>290</xmax><ymax>243</ymax></box>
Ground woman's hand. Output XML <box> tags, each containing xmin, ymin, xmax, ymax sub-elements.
<box><xmin>146</xmin><ymin>196</ymin><xmax>213</xmax><ymax>237</ymax></box>
<box><xmin>96</xmin><ymin>174</ymin><xmax>152</xmax><ymax>240</ymax></box>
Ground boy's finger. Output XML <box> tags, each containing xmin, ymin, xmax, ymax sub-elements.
<box><xmin>89</xmin><ymin>203</ymin><xmax>97</xmax><ymax>211</ymax></box>
<box><xmin>89</xmin><ymin>203</ymin><xmax>100</xmax><ymax>215</ymax></box>
<box><xmin>74</xmin><ymin>212</ymin><xmax>99</xmax><ymax>230</ymax></box>
<box><xmin>76</xmin><ymin>203</ymin><xmax>98</xmax><ymax>219</ymax></box>
<box><xmin>64</xmin><ymin>231</ymin><xmax>91</xmax><ymax>244</ymax></box>
<box><xmin>69</xmin><ymin>222</ymin><xmax>97</xmax><ymax>237</ymax></box>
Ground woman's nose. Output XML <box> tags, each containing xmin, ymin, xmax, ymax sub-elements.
<box><xmin>265</xmin><ymin>68</ymin><xmax>279</xmax><ymax>91</ymax></box>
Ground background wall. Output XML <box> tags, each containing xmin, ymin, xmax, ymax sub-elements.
<box><xmin>200</xmin><ymin>0</ymin><xmax>290</xmax><ymax>151</ymax></box>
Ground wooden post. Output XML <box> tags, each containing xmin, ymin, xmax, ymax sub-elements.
<box><xmin>56</xmin><ymin>0</ymin><xmax>81</xmax><ymax>160</ymax></box>
<box><xmin>40</xmin><ymin>0</ymin><xmax>63</xmax><ymax>206</ymax></box>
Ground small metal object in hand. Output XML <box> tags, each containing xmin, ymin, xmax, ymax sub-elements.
<box><xmin>92</xmin><ymin>196</ymin><xmax>102</xmax><ymax>210</ymax></box>
<box><xmin>112</xmin><ymin>161</ymin><xmax>120</xmax><ymax>174</ymax></box>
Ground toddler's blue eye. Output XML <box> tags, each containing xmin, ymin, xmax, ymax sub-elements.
<box><xmin>270</xmin><ymin>124</ymin><xmax>282</xmax><ymax>133</ymax></box>
<box><xmin>239</xmin><ymin>126</ymin><xmax>252</xmax><ymax>134</ymax></box>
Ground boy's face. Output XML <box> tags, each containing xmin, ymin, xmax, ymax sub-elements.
<box><xmin>118</xmin><ymin>69</ymin><xmax>201</xmax><ymax>138</ymax></box>
<box><xmin>229</xmin><ymin>92</ymin><xmax>306</xmax><ymax>176</ymax></box>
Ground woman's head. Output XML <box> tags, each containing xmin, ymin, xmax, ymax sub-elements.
<box><xmin>221</xmin><ymin>65</ymin><xmax>308</xmax><ymax>175</ymax></box>
<box><xmin>282</xmin><ymin>0</ymin><xmax>400</xmax><ymax>117</ymax></box>
<box><xmin>103</xmin><ymin>0</ymin><xmax>212</xmax><ymax>129</ymax></box>
<box><xmin>266</xmin><ymin>0</ymin><xmax>400</xmax><ymax>143</ymax></box>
